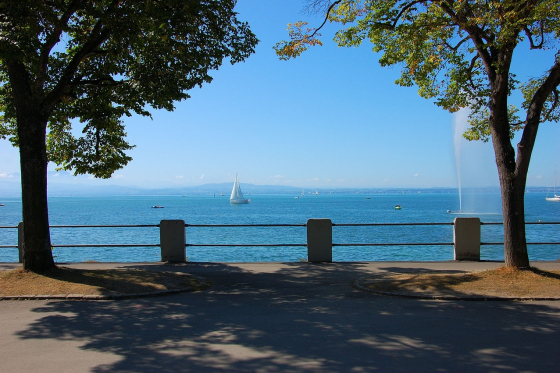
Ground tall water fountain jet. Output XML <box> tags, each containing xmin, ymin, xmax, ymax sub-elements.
<box><xmin>450</xmin><ymin>109</ymin><xmax>470</xmax><ymax>213</ymax></box>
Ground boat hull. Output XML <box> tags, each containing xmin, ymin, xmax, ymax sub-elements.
<box><xmin>230</xmin><ymin>199</ymin><xmax>250</xmax><ymax>204</ymax></box>
<box><xmin>545</xmin><ymin>196</ymin><xmax>560</xmax><ymax>202</ymax></box>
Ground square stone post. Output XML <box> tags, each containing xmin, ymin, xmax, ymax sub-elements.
<box><xmin>307</xmin><ymin>219</ymin><xmax>332</xmax><ymax>262</ymax></box>
<box><xmin>160</xmin><ymin>220</ymin><xmax>186</xmax><ymax>263</ymax></box>
<box><xmin>453</xmin><ymin>217</ymin><xmax>481</xmax><ymax>261</ymax></box>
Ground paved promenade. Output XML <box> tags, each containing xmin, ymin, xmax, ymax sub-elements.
<box><xmin>1</xmin><ymin>261</ymin><xmax>559</xmax><ymax>372</ymax></box>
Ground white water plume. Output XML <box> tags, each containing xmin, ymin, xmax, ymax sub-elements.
<box><xmin>453</xmin><ymin>108</ymin><xmax>471</xmax><ymax>211</ymax></box>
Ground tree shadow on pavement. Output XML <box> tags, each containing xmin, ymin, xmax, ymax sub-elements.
<box><xmin>13</xmin><ymin>262</ymin><xmax>560</xmax><ymax>372</ymax></box>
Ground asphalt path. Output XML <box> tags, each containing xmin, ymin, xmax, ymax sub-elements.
<box><xmin>1</xmin><ymin>261</ymin><xmax>559</xmax><ymax>372</ymax></box>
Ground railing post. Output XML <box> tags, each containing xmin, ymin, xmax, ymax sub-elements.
<box><xmin>160</xmin><ymin>220</ymin><xmax>186</xmax><ymax>263</ymax></box>
<box><xmin>18</xmin><ymin>221</ymin><xmax>24</xmax><ymax>263</ymax></box>
<box><xmin>453</xmin><ymin>217</ymin><xmax>481</xmax><ymax>261</ymax></box>
<box><xmin>307</xmin><ymin>219</ymin><xmax>332</xmax><ymax>262</ymax></box>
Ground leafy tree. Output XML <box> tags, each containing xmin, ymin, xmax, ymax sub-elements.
<box><xmin>276</xmin><ymin>0</ymin><xmax>560</xmax><ymax>268</ymax></box>
<box><xmin>0</xmin><ymin>0</ymin><xmax>257</xmax><ymax>271</ymax></box>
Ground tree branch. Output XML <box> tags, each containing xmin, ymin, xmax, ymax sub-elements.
<box><xmin>444</xmin><ymin>35</ymin><xmax>470</xmax><ymax>52</ymax></box>
<box><xmin>517</xmin><ymin>58</ymin><xmax>560</xmax><ymax>175</ymax></box>
<box><xmin>309</xmin><ymin>0</ymin><xmax>341</xmax><ymax>38</ymax></box>
<box><xmin>466</xmin><ymin>55</ymin><xmax>480</xmax><ymax>92</ymax></box>
<box><xmin>439</xmin><ymin>1</ymin><xmax>497</xmax><ymax>82</ymax></box>
<box><xmin>543</xmin><ymin>88</ymin><xmax>559</xmax><ymax>123</ymax></box>
<box><xmin>42</xmin><ymin>1</ymin><xmax>119</xmax><ymax>112</ymax></box>
<box><xmin>524</xmin><ymin>22</ymin><xmax>544</xmax><ymax>50</ymax></box>
<box><xmin>390</xmin><ymin>0</ymin><xmax>427</xmax><ymax>29</ymax></box>
<box><xmin>36</xmin><ymin>0</ymin><xmax>83</xmax><ymax>92</ymax></box>
<box><xmin>71</xmin><ymin>77</ymin><xmax>121</xmax><ymax>87</ymax></box>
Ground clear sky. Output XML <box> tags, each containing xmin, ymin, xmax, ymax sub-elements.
<box><xmin>1</xmin><ymin>0</ymin><xmax>559</xmax><ymax>192</ymax></box>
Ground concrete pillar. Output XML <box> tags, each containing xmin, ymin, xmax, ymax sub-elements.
<box><xmin>160</xmin><ymin>220</ymin><xmax>186</xmax><ymax>263</ymax></box>
<box><xmin>18</xmin><ymin>222</ymin><xmax>23</xmax><ymax>263</ymax></box>
<box><xmin>454</xmin><ymin>217</ymin><xmax>481</xmax><ymax>261</ymax></box>
<box><xmin>307</xmin><ymin>219</ymin><xmax>332</xmax><ymax>262</ymax></box>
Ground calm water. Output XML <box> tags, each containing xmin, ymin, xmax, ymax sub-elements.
<box><xmin>1</xmin><ymin>192</ymin><xmax>559</xmax><ymax>263</ymax></box>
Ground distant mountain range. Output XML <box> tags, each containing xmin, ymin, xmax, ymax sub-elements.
<box><xmin>2</xmin><ymin>180</ymin><xmax>552</xmax><ymax>198</ymax></box>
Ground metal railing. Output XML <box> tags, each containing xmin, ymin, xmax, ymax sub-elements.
<box><xmin>332</xmin><ymin>222</ymin><xmax>454</xmax><ymax>247</ymax></box>
<box><xmin>480</xmin><ymin>221</ymin><xmax>560</xmax><ymax>246</ymax></box>
<box><xmin>1</xmin><ymin>219</ymin><xmax>560</xmax><ymax>262</ymax></box>
<box><xmin>183</xmin><ymin>223</ymin><xmax>307</xmax><ymax>247</ymax></box>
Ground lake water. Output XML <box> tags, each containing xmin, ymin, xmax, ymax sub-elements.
<box><xmin>1</xmin><ymin>192</ymin><xmax>559</xmax><ymax>263</ymax></box>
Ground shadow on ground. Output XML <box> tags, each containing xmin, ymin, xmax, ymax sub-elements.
<box><xmin>12</xmin><ymin>262</ymin><xmax>560</xmax><ymax>372</ymax></box>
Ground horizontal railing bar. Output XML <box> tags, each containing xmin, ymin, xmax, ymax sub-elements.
<box><xmin>52</xmin><ymin>244</ymin><xmax>160</xmax><ymax>248</ymax></box>
<box><xmin>334</xmin><ymin>223</ymin><xmax>454</xmax><ymax>227</ymax></box>
<box><xmin>525</xmin><ymin>222</ymin><xmax>560</xmax><ymax>225</ymax></box>
<box><xmin>50</xmin><ymin>224</ymin><xmax>159</xmax><ymax>228</ymax></box>
<box><xmin>482</xmin><ymin>242</ymin><xmax>560</xmax><ymax>245</ymax></box>
<box><xmin>0</xmin><ymin>222</ymin><xmax>558</xmax><ymax>229</ymax></box>
<box><xmin>185</xmin><ymin>224</ymin><xmax>306</xmax><ymax>227</ymax></box>
<box><xmin>186</xmin><ymin>244</ymin><xmax>307</xmax><ymax>247</ymax></box>
<box><xmin>2</xmin><ymin>222</ymin><xmax>559</xmax><ymax>254</ymax></box>
<box><xmin>333</xmin><ymin>243</ymin><xmax>453</xmax><ymax>246</ymax></box>
<box><xmin>481</xmin><ymin>222</ymin><xmax>560</xmax><ymax>225</ymax></box>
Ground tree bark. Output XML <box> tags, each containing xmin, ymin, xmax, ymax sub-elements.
<box><xmin>7</xmin><ymin>60</ymin><xmax>55</xmax><ymax>272</ymax></box>
<box><xmin>497</xmin><ymin>164</ymin><xmax>530</xmax><ymax>268</ymax></box>
<box><xmin>18</xmin><ymin>114</ymin><xmax>55</xmax><ymax>271</ymax></box>
<box><xmin>490</xmin><ymin>72</ymin><xmax>530</xmax><ymax>269</ymax></box>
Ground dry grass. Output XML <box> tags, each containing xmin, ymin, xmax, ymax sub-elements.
<box><xmin>0</xmin><ymin>267</ymin><xmax>208</xmax><ymax>297</ymax></box>
<box><xmin>3</xmin><ymin>266</ymin><xmax>560</xmax><ymax>300</ymax></box>
<box><xmin>360</xmin><ymin>267</ymin><xmax>560</xmax><ymax>298</ymax></box>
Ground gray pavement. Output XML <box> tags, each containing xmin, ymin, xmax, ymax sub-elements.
<box><xmin>1</xmin><ymin>261</ymin><xmax>560</xmax><ymax>372</ymax></box>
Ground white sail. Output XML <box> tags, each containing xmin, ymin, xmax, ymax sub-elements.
<box><xmin>546</xmin><ymin>170</ymin><xmax>560</xmax><ymax>202</ymax></box>
<box><xmin>230</xmin><ymin>174</ymin><xmax>249</xmax><ymax>204</ymax></box>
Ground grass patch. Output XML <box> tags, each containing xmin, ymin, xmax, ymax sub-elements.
<box><xmin>0</xmin><ymin>267</ymin><xmax>209</xmax><ymax>297</ymax></box>
<box><xmin>360</xmin><ymin>267</ymin><xmax>560</xmax><ymax>298</ymax></box>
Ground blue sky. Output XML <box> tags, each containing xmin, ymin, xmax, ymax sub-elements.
<box><xmin>1</xmin><ymin>0</ymin><xmax>559</xmax><ymax>191</ymax></box>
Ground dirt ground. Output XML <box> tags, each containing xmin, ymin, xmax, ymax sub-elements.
<box><xmin>359</xmin><ymin>266</ymin><xmax>560</xmax><ymax>298</ymax></box>
<box><xmin>0</xmin><ymin>267</ymin><xmax>208</xmax><ymax>297</ymax></box>
<box><xmin>1</xmin><ymin>266</ymin><xmax>560</xmax><ymax>299</ymax></box>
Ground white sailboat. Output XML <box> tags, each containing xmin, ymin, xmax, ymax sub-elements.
<box><xmin>230</xmin><ymin>174</ymin><xmax>250</xmax><ymax>204</ymax></box>
<box><xmin>546</xmin><ymin>171</ymin><xmax>560</xmax><ymax>202</ymax></box>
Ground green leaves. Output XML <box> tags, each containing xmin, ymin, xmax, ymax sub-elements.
<box><xmin>274</xmin><ymin>21</ymin><xmax>323</xmax><ymax>60</ymax></box>
<box><xmin>278</xmin><ymin>0</ymin><xmax>560</xmax><ymax>143</ymax></box>
<box><xmin>1</xmin><ymin>0</ymin><xmax>258</xmax><ymax>177</ymax></box>
<box><xmin>48</xmin><ymin>117</ymin><xmax>134</xmax><ymax>179</ymax></box>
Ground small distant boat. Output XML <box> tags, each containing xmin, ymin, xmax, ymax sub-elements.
<box><xmin>230</xmin><ymin>174</ymin><xmax>250</xmax><ymax>204</ymax></box>
<box><xmin>447</xmin><ymin>210</ymin><xmax>478</xmax><ymax>214</ymax></box>
<box><xmin>366</xmin><ymin>197</ymin><xmax>371</xmax><ymax>200</ymax></box>
<box><xmin>546</xmin><ymin>170</ymin><xmax>560</xmax><ymax>202</ymax></box>
<box><xmin>0</xmin><ymin>203</ymin><xmax>4</xmax><ymax>206</ymax></box>
<box><xmin>394</xmin><ymin>205</ymin><xmax>402</xmax><ymax>210</ymax></box>
<box><xmin>152</xmin><ymin>205</ymin><xmax>164</xmax><ymax>209</ymax></box>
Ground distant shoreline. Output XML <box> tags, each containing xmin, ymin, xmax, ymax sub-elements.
<box><xmin>1</xmin><ymin>184</ymin><xmax>554</xmax><ymax>198</ymax></box>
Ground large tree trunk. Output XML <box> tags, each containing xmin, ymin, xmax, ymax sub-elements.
<box><xmin>7</xmin><ymin>60</ymin><xmax>56</xmax><ymax>272</ymax></box>
<box><xmin>496</xmin><ymin>164</ymin><xmax>530</xmax><ymax>268</ymax></box>
<box><xmin>18</xmin><ymin>113</ymin><xmax>55</xmax><ymax>271</ymax></box>
<box><xmin>490</xmin><ymin>86</ymin><xmax>530</xmax><ymax>269</ymax></box>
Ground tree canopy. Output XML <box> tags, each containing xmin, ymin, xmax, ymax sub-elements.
<box><xmin>1</xmin><ymin>0</ymin><xmax>258</xmax><ymax>177</ymax></box>
<box><xmin>276</xmin><ymin>0</ymin><xmax>560</xmax><ymax>268</ymax></box>
<box><xmin>276</xmin><ymin>0</ymin><xmax>560</xmax><ymax>135</ymax></box>
<box><xmin>0</xmin><ymin>0</ymin><xmax>258</xmax><ymax>271</ymax></box>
